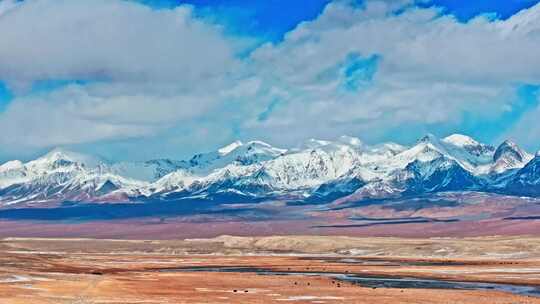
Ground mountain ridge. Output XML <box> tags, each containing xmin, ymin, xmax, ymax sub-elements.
<box><xmin>0</xmin><ymin>134</ymin><xmax>538</xmax><ymax>207</ymax></box>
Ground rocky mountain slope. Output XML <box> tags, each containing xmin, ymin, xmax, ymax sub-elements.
<box><xmin>0</xmin><ymin>134</ymin><xmax>538</xmax><ymax>206</ymax></box>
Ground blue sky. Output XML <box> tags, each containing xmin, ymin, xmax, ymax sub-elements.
<box><xmin>138</xmin><ymin>0</ymin><xmax>332</xmax><ymax>42</ymax></box>
<box><xmin>428</xmin><ymin>0</ymin><xmax>540</xmax><ymax>20</ymax></box>
<box><xmin>135</xmin><ymin>0</ymin><xmax>540</xmax><ymax>40</ymax></box>
<box><xmin>0</xmin><ymin>0</ymin><xmax>539</xmax><ymax>161</ymax></box>
<box><xmin>0</xmin><ymin>82</ymin><xmax>11</xmax><ymax>112</ymax></box>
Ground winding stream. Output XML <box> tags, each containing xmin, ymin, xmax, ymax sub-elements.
<box><xmin>159</xmin><ymin>266</ymin><xmax>540</xmax><ymax>297</ymax></box>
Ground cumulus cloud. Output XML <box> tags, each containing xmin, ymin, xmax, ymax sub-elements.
<box><xmin>0</xmin><ymin>83</ymin><xmax>207</xmax><ymax>146</ymax></box>
<box><xmin>0</xmin><ymin>0</ymin><xmax>256</xmax><ymax>154</ymax></box>
<box><xmin>0</xmin><ymin>0</ymin><xmax>539</xmax><ymax>159</ymax></box>
<box><xmin>240</xmin><ymin>0</ymin><xmax>540</xmax><ymax>145</ymax></box>
<box><xmin>0</xmin><ymin>77</ymin><xmax>266</xmax><ymax>152</ymax></box>
<box><xmin>0</xmin><ymin>0</ymin><xmax>239</xmax><ymax>91</ymax></box>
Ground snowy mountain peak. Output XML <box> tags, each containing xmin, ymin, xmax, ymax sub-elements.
<box><xmin>501</xmin><ymin>139</ymin><xmax>519</xmax><ymax>147</ymax></box>
<box><xmin>42</xmin><ymin>148</ymin><xmax>76</xmax><ymax>161</ymax></box>
<box><xmin>442</xmin><ymin>134</ymin><xmax>480</xmax><ymax>147</ymax></box>
<box><xmin>388</xmin><ymin>136</ymin><xmax>446</xmax><ymax>170</ymax></box>
<box><xmin>30</xmin><ymin>148</ymin><xmax>104</xmax><ymax>169</ymax></box>
<box><xmin>218</xmin><ymin>141</ymin><xmax>243</xmax><ymax>155</ymax></box>
<box><xmin>0</xmin><ymin>160</ymin><xmax>23</xmax><ymax>171</ymax></box>
<box><xmin>491</xmin><ymin>140</ymin><xmax>532</xmax><ymax>174</ymax></box>
<box><xmin>418</xmin><ymin>134</ymin><xmax>439</xmax><ymax>144</ymax></box>
<box><xmin>243</xmin><ymin>140</ymin><xmax>287</xmax><ymax>154</ymax></box>
<box><xmin>0</xmin><ymin>133</ymin><xmax>538</xmax><ymax>206</ymax></box>
<box><xmin>494</xmin><ymin>140</ymin><xmax>526</xmax><ymax>162</ymax></box>
<box><xmin>216</xmin><ymin>140</ymin><xmax>284</xmax><ymax>157</ymax></box>
<box><xmin>443</xmin><ymin>134</ymin><xmax>494</xmax><ymax>159</ymax></box>
<box><xmin>186</xmin><ymin>140</ymin><xmax>286</xmax><ymax>175</ymax></box>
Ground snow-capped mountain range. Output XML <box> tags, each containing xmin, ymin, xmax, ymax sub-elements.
<box><xmin>0</xmin><ymin>134</ymin><xmax>538</xmax><ymax>207</ymax></box>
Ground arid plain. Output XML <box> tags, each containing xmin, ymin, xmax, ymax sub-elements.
<box><xmin>1</xmin><ymin>236</ymin><xmax>540</xmax><ymax>303</ymax></box>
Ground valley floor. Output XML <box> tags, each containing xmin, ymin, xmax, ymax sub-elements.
<box><xmin>1</xmin><ymin>236</ymin><xmax>540</xmax><ymax>303</ymax></box>
<box><xmin>1</xmin><ymin>192</ymin><xmax>539</xmax><ymax>240</ymax></box>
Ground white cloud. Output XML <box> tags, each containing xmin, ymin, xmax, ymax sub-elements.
<box><xmin>0</xmin><ymin>0</ymin><xmax>254</xmax><ymax>153</ymax></box>
<box><xmin>0</xmin><ymin>78</ymin><xmax>265</xmax><ymax>150</ymax></box>
<box><xmin>241</xmin><ymin>0</ymin><xmax>540</xmax><ymax>145</ymax></box>
<box><xmin>0</xmin><ymin>0</ymin><xmax>19</xmax><ymax>17</ymax></box>
<box><xmin>0</xmin><ymin>0</ymin><xmax>239</xmax><ymax>91</ymax></box>
<box><xmin>0</xmin><ymin>0</ymin><xmax>540</xmax><ymax>159</ymax></box>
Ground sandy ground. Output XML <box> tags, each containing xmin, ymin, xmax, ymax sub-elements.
<box><xmin>0</xmin><ymin>236</ymin><xmax>540</xmax><ymax>303</ymax></box>
<box><xmin>6</xmin><ymin>235</ymin><xmax>540</xmax><ymax>258</ymax></box>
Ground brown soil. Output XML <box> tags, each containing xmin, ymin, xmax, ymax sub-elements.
<box><xmin>1</xmin><ymin>237</ymin><xmax>540</xmax><ymax>303</ymax></box>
